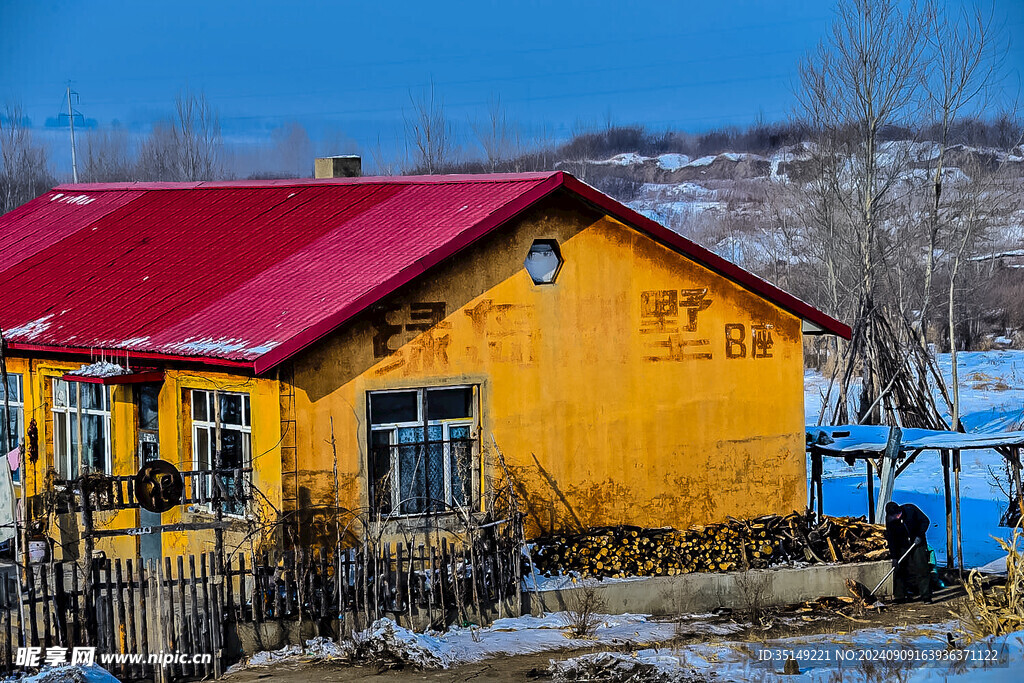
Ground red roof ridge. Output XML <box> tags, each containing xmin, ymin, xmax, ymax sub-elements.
<box><xmin>55</xmin><ymin>171</ymin><xmax>561</xmax><ymax>193</ymax></box>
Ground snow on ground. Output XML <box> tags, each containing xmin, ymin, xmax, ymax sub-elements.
<box><xmin>5</xmin><ymin>665</ymin><xmax>120</xmax><ymax>682</ymax></box>
<box><xmin>805</xmin><ymin>351</ymin><xmax>1024</xmax><ymax>568</ymax></box>
<box><xmin>629</xmin><ymin>182</ymin><xmax>724</xmax><ymax>227</ymax></box>
<box><xmin>554</xmin><ymin>621</ymin><xmax>1023</xmax><ymax>682</ymax></box>
<box><xmin>229</xmin><ymin>612</ymin><xmax>745</xmax><ymax>673</ymax></box>
<box><xmin>657</xmin><ymin>153</ymin><xmax>690</xmax><ymax>171</ymax></box>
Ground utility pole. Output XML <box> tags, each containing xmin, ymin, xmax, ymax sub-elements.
<box><xmin>60</xmin><ymin>84</ymin><xmax>80</xmax><ymax>183</ymax></box>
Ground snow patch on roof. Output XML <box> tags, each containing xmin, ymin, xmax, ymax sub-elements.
<box><xmin>114</xmin><ymin>336</ymin><xmax>152</xmax><ymax>348</ymax></box>
<box><xmin>164</xmin><ymin>337</ymin><xmax>250</xmax><ymax>355</ymax></box>
<box><xmin>5</xmin><ymin>314</ymin><xmax>55</xmax><ymax>340</ymax></box>
<box><xmin>245</xmin><ymin>340</ymin><xmax>281</xmax><ymax>355</ymax></box>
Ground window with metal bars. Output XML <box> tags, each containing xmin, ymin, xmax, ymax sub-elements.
<box><xmin>367</xmin><ymin>386</ymin><xmax>477</xmax><ymax>516</ymax></box>
<box><xmin>191</xmin><ymin>389</ymin><xmax>251</xmax><ymax>516</ymax></box>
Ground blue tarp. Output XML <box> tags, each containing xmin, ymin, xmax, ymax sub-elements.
<box><xmin>807</xmin><ymin>424</ymin><xmax>1024</xmax><ymax>454</ymax></box>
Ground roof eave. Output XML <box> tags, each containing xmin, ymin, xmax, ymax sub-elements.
<box><xmin>5</xmin><ymin>342</ymin><xmax>257</xmax><ymax>372</ymax></box>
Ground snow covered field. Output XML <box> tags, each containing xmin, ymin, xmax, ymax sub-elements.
<box><xmin>554</xmin><ymin>621</ymin><xmax>1024</xmax><ymax>682</ymax></box>
<box><xmin>806</xmin><ymin>351</ymin><xmax>1024</xmax><ymax>568</ymax></box>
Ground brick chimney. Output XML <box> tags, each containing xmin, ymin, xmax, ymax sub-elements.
<box><xmin>314</xmin><ymin>155</ymin><xmax>361</xmax><ymax>179</ymax></box>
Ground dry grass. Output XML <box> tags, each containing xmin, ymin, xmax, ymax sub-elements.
<box><xmin>955</xmin><ymin>526</ymin><xmax>1024</xmax><ymax>641</ymax></box>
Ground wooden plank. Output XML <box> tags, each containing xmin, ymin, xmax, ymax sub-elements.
<box><xmin>125</xmin><ymin>560</ymin><xmax>138</xmax><ymax>680</ymax></box>
<box><xmin>39</xmin><ymin>563</ymin><xmax>52</xmax><ymax>648</ymax></box>
<box><xmin>282</xmin><ymin>551</ymin><xmax>292</xmax><ymax>618</ymax></box>
<box><xmin>186</xmin><ymin>556</ymin><xmax>200</xmax><ymax>679</ymax></box>
<box><xmin>251</xmin><ymin>551</ymin><xmax>263</xmax><ymax>623</ymax></box>
<box><xmin>1013</xmin><ymin>447</ymin><xmax>1024</xmax><ymax>524</ymax></box>
<box><xmin>209</xmin><ymin>552</ymin><xmax>224</xmax><ymax>678</ymax></box>
<box><xmin>954</xmin><ymin>449</ymin><xmax>964</xmax><ymax>572</ymax></box>
<box><xmin>1</xmin><ymin>576</ymin><xmax>11</xmax><ymax>670</ymax></box>
<box><xmin>222</xmin><ymin>552</ymin><xmax>234</xmax><ymax>625</ymax></box>
<box><xmin>25</xmin><ymin>562</ymin><xmax>39</xmax><ymax>647</ymax></box>
<box><xmin>104</xmin><ymin>559</ymin><xmax>116</xmax><ymax>661</ymax></box>
<box><xmin>52</xmin><ymin>563</ymin><xmax>68</xmax><ymax>647</ymax></box>
<box><xmin>136</xmin><ymin>558</ymin><xmax>149</xmax><ymax>678</ymax></box>
<box><xmin>237</xmin><ymin>554</ymin><xmax>246</xmax><ymax>621</ymax></box>
<box><xmin>943</xmin><ymin>449</ymin><xmax>954</xmax><ymax>569</ymax></box>
<box><xmin>90</xmin><ymin>521</ymin><xmax>232</xmax><ymax>538</ymax></box>
<box><xmin>199</xmin><ymin>555</ymin><xmax>213</xmax><ymax>679</ymax></box>
<box><xmin>114</xmin><ymin>560</ymin><xmax>127</xmax><ymax>680</ymax></box>
<box><xmin>866</xmin><ymin>460</ymin><xmax>875</xmax><ymax>524</ymax></box>
<box><xmin>163</xmin><ymin>557</ymin><xmax>178</xmax><ymax>674</ymax></box>
<box><xmin>70</xmin><ymin>564</ymin><xmax>81</xmax><ymax>646</ymax></box>
<box><xmin>153</xmin><ymin>559</ymin><xmax>168</xmax><ymax>683</ymax></box>
<box><xmin>874</xmin><ymin>425</ymin><xmax>902</xmax><ymax>522</ymax></box>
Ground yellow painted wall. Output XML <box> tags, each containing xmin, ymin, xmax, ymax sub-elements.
<box><xmin>4</xmin><ymin>357</ymin><xmax>282</xmax><ymax>560</ymax></box>
<box><xmin>288</xmin><ymin>195</ymin><xmax>807</xmax><ymax>538</ymax></box>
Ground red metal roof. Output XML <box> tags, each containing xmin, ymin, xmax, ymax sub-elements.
<box><xmin>0</xmin><ymin>172</ymin><xmax>849</xmax><ymax>374</ymax></box>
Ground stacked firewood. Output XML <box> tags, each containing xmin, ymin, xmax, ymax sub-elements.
<box><xmin>530</xmin><ymin>513</ymin><xmax>889</xmax><ymax>579</ymax></box>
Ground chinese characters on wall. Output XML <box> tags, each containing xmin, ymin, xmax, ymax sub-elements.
<box><xmin>640</xmin><ymin>288</ymin><xmax>774</xmax><ymax>362</ymax></box>
<box><xmin>370</xmin><ymin>299</ymin><xmax>536</xmax><ymax>373</ymax></box>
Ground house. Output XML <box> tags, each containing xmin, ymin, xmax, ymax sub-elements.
<box><xmin>0</xmin><ymin>170</ymin><xmax>849</xmax><ymax>561</ymax></box>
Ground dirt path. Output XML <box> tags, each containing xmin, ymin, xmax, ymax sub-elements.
<box><xmin>224</xmin><ymin>582</ymin><xmax>974</xmax><ymax>683</ymax></box>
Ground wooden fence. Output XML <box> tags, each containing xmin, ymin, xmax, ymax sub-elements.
<box><xmin>0</xmin><ymin>536</ymin><xmax>521</xmax><ymax>680</ymax></box>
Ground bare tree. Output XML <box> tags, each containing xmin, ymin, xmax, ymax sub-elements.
<box><xmin>919</xmin><ymin>4</ymin><xmax>1001</xmax><ymax>341</ymax></box>
<box><xmin>81</xmin><ymin>126</ymin><xmax>134</xmax><ymax>182</ymax></box>
<box><xmin>174</xmin><ymin>90</ymin><xmax>222</xmax><ymax>181</ymax></box>
<box><xmin>134</xmin><ymin>121</ymin><xmax>180</xmax><ymax>181</ymax></box>
<box><xmin>270</xmin><ymin>121</ymin><xmax>313</xmax><ymax>178</ymax></box>
<box><xmin>0</xmin><ymin>103</ymin><xmax>54</xmax><ymax>213</ymax></box>
<box><xmin>405</xmin><ymin>79</ymin><xmax>454</xmax><ymax>174</ymax></box>
<box><xmin>472</xmin><ymin>95</ymin><xmax>518</xmax><ymax>172</ymax></box>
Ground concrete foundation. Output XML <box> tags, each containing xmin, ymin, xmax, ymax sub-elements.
<box><xmin>523</xmin><ymin>561</ymin><xmax>892</xmax><ymax>616</ymax></box>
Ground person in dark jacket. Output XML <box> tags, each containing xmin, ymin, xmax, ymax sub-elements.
<box><xmin>884</xmin><ymin>501</ymin><xmax>932</xmax><ymax>602</ymax></box>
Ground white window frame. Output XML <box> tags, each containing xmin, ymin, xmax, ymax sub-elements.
<box><xmin>368</xmin><ymin>385</ymin><xmax>477</xmax><ymax>516</ymax></box>
<box><xmin>191</xmin><ymin>389</ymin><xmax>251</xmax><ymax>517</ymax></box>
<box><xmin>1</xmin><ymin>374</ymin><xmax>24</xmax><ymax>482</ymax></box>
<box><xmin>52</xmin><ymin>379</ymin><xmax>113</xmax><ymax>478</ymax></box>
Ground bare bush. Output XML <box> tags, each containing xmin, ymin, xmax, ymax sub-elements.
<box><xmin>560</xmin><ymin>584</ymin><xmax>607</xmax><ymax>638</ymax></box>
<box><xmin>735</xmin><ymin>570</ymin><xmax>771</xmax><ymax>625</ymax></box>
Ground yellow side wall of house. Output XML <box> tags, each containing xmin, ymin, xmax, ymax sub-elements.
<box><xmin>4</xmin><ymin>357</ymin><xmax>282</xmax><ymax>560</ymax></box>
<box><xmin>288</xmin><ymin>196</ymin><xmax>806</xmax><ymax>538</ymax></box>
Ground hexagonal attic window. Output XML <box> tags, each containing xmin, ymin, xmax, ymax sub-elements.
<box><xmin>524</xmin><ymin>239</ymin><xmax>563</xmax><ymax>284</ymax></box>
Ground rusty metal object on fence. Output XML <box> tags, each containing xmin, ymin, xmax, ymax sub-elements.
<box><xmin>135</xmin><ymin>460</ymin><xmax>184</xmax><ymax>513</ymax></box>
<box><xmin>530</xmin><ymin>513</ymin><xmax>890</xmax><ymax>580</ymax></box>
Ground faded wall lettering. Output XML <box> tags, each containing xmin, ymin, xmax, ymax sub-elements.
<box><xmin>724</xmin><ymin>323</ymin><xmax>746</xmax><ymax>358</ymax></box>
<box><xmin>641</xmin><ymin>288</ymin><xmax>713</xmax><ymax>361</ymax></box>
<box><xmin>465</xmin><ymin>299</ymin><xmax>536</xmax><ymax>364</ymax></box>
<box><xmin>752</xmin><ymin>324</ymin><xmax>774</xmax><ymax>358</ymax></box>
<box><xmin>370</xmin><ymin>302</ymin><xmax>449</xmax><ymax>359</ymax></box>
<box><xmin>722</xmin><ymin>322</ymin><xmax>775</xmax><ymax>359</ymax></box>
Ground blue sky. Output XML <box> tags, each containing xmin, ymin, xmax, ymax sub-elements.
<box><xmin>2</xmin><ymin>0</ymin><xmax>1023</xmax><ymax>171</ymax></box>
